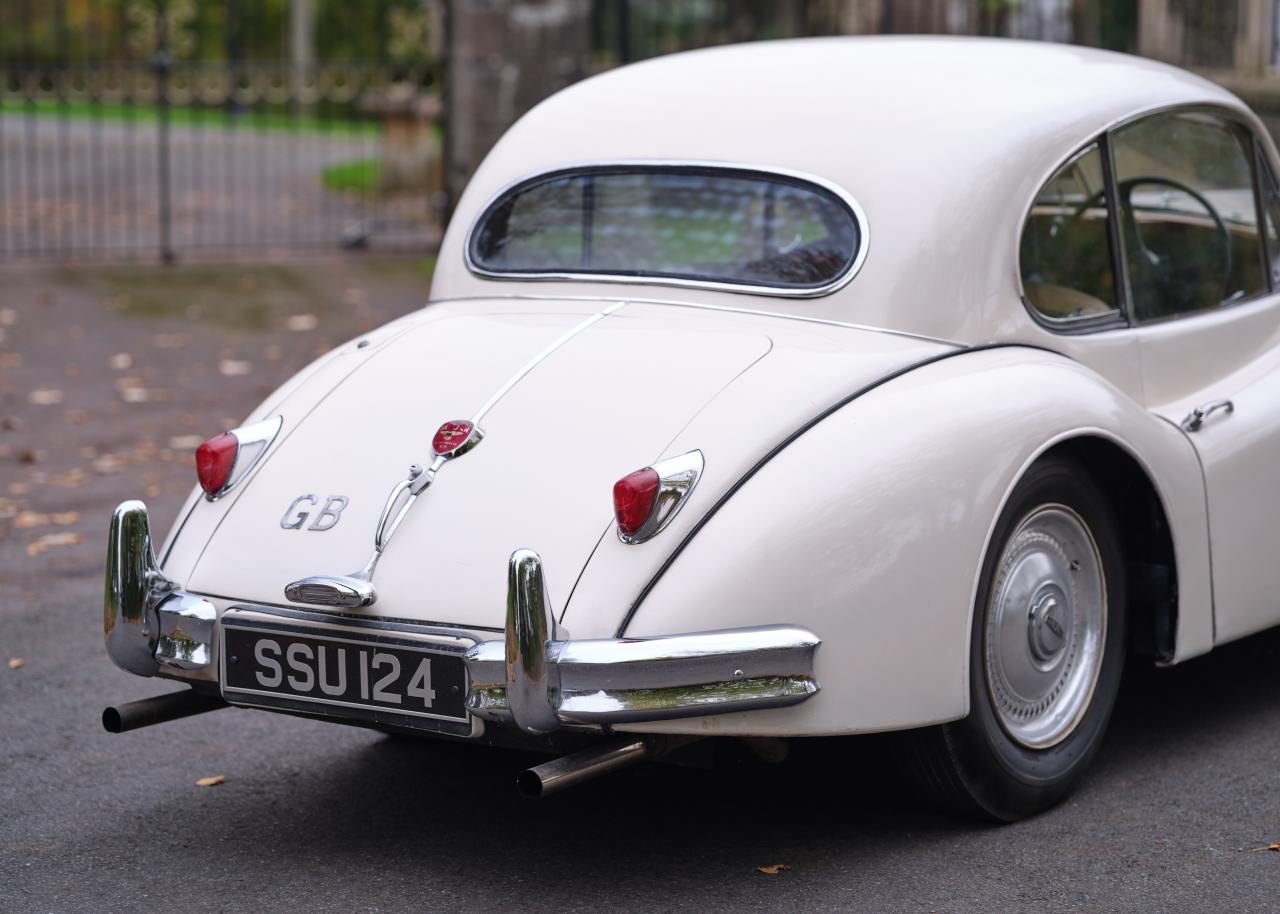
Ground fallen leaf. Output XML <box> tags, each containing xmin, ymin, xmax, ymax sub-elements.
<box><xmin>1253</xmin><ymin>843</ymin><xmax>1280</xmax><ymax>852</ymax></box>
<box><xmin>47</xmin><ymin>469</ymin><xmax>88</xmax><ymax>488</ymax></box>
<box><xmin>25</xmin><ymin>532</ymin><xmax>83</xmax><ymax>556</ymax></box>
<box><xmin>7</xmin><ymin>658</ymin><xmax>25</xmax><ymax>670</ymax></box>
<box><xmin>286</xmin><ymin>314</ymin><xmax>318</xmax><ymax>332</ymax></box>
<box><xmin>168</xmin><ymin>434</ymin><xmax>204</xmax><ymax>450</ymax></box>
<box><xmin>18</xmin><ymin>449</ymin><xmax>41</xmax><ymax>464</ymax></box>
<box><xmin>50</xmin><ymin>511</ymin><xmax>79</xmax><ymax>526</ymax></box>
<box><xmin>196</xmin><ymin>775</ymin><xmax>225</xmax><ymax>787</ymax></box>
<box><xmin>28</xmin><ymin>389</ymin><xmax>64</xmax><ymax>406</ymax></box>
<box><xmin>91</xmin><ymin>454</ymin><xmax>127</xmax><ymax>474</ymax></box>
<box><xmin>108</xmin><ymin>353</ymin><xmax>134</xmax><ymax>370</ymax></box>
<box><xmin>219</xmin><ymin>359</ymin><xmax>252</xmax><ymax>377</ymax></box>
<box><xmin>0</xmin><ymin>307</ymin><xmax>15</xmax><ymax>326</ymax></box>
<box><xmin>756</xmin><ymin>864</ymin><xmax>791</xmax><ymax>875</ymax></box>
<box><xmin>13</xmin><ymin>511</ymin><xmax>49</xmax><ymax>529</ymax></box>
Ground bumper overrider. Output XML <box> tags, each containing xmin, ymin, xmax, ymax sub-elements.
<box><xmin>105</xmin><ymin>501</ymin><xmax>822</xmax><ymax>735</ymax></box>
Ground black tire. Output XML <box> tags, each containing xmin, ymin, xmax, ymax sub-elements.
<box><xmin>902</xmin><ymin>456</ymin><xmax>1127</xmax><ymax>821</ymax></box>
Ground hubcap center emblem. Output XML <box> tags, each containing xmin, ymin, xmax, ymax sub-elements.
<box><xmin>1027</xmin><ymin>587</ymin><xmax>1068</xmax><ymax>663</ymax></box>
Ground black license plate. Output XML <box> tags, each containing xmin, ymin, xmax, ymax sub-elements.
<box><xmin>222</xmin><ymin>621</ymin><xmax>469</xmax><ymax>725</ymax></box>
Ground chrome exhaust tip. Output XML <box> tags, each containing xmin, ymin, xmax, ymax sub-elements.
<box><xmin>517</xmin><ymin>737</ymin><xmax>650</xmax><ymax>798</ymax></box>
<box><xmin>517</xmin><ymin>736</ymin><xmax>679</xmax><ymax>798</ymax></box>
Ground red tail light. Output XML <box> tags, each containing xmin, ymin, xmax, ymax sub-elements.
<box><xmin>613</xmin><ymin>467</ymin><xmax>661</xmax><ymax>538</ymax></box>
<box><xmin>195</xmin><ymin>433</ymin><xmax>238</xmax><ymax>496</ymax></box>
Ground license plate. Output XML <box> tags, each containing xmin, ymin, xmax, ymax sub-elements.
<box><xmin>221</xmin><ymin>614</ymin><xmax>470</xmax><ymax>731</ymax></box>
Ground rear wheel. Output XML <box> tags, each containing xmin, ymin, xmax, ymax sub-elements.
<box><xmin>903</xmin><ymin>456</ymin><xmax>1127</xmax><ymax>821</ymax></box>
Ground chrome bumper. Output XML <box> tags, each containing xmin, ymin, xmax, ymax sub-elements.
<box><xmin>463</xmin><ymin>550</ymin><xmax>822</xmax><ymax>735</ymax></box>
<box><xmin>106</xmin><ymin>502</ymin><xmax>822</xmax><ymax>734</ymax></box>
<box><xmin>105</xmin><ymin>501</ymin><xmax>217</xmax><ymax>678</ymax></box>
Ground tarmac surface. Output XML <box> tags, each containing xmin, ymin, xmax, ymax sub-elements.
<box><xmin>4</xmin><ymin>260</ymin><xmax>1280</xmax><ymax>913</ymax></box>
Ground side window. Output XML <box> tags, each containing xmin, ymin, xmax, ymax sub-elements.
<box><xmin>1111</xmin><ymin>111</ymin><xmax>1266</xmax><ymax>322</ymax></box>
<box><xmin>1020</xmin><ymin>144</ymin><xmax>1119</xmax><ymax>322</ymax></box>
<box><xmin>1259</xmin><ymin>150</ymin><xmax>1280</xmax><ymax>288</ymax></box>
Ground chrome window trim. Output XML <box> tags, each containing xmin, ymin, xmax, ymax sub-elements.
<box><xmin>463</xmin><ymin>159</ymin><xmax>870</xmax><ymax>300</ymax></box>
<box><xmin>1017</xmin><ymin>102</ymin><xmax>1277</xmax><ymax>335</ymax></box>
<box><xmin>1017</xmin><ymin>140</ymin><xmax>1126</xmax><ymax>332</ymax></box>
<box><xmin>1110</xmin><ymin>107</ymin><xmax>1273</xmax><ymax>326</ymax></box>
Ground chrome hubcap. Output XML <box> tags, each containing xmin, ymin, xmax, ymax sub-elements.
<box><xmin>985</xmin><ymin>505</ymin><xmax>1106</xmax><ymax>749</ymax></box>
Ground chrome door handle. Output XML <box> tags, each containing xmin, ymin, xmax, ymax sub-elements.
<box><xmin>1181</xmin><ymin>399</ymin><xmax>1234</xmax><ymax>432</ymax></box>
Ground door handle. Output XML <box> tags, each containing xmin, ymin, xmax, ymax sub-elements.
<box><xmin>1181</xmin><ymin>399</ymin><xmax>1234</xmax><ymax>432</ymax></box>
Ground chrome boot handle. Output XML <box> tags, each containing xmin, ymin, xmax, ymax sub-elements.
<box><xmin>1181</xmin><ymin>399</ymin><xmax>1234</xmax><ymax>432</ymax></box>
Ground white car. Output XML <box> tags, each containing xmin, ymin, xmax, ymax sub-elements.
<box><xmin>103</xmin><ymin>37</ymin><xmax>1280</xmax><ymax>820</ymax></box>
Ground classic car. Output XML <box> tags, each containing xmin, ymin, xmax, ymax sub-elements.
<box><xmin>102</xmin><ymin>36</ymin><xmax>1280</xmax><ymax>820</ymax></box>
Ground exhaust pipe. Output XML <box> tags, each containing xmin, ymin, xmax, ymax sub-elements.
<box><xmin>517</xmin><ymin>736</ymin><xmax>708</xmax><ymax>798</ymax></box>
<box><xmin>103</xmin><ymin>689</ymin><xmax>226</xmax><ymax>734</ymax></box>
<box><xmin>517</xmin><ymin>737</ymin><xmax>651</xmax><ymax>798</ymax></box>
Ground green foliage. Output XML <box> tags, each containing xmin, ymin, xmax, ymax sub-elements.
<box><xmin>321</xmin><ymin>158</ymin><xmax>381</xmax><ymax>194</ymax></box>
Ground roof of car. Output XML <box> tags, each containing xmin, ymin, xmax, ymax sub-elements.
<box><xmin>431</xmin><ymin>36</ymin><xmax>1259</xmax><ymax>343</ymax></box>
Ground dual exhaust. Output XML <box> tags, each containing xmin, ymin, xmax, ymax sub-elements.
<box><xmin>102</xmin><ymin>690</ymin><xmax>684</xmax><ymax>797</ymax></box>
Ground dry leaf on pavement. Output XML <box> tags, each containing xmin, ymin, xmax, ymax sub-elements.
<box><xmin>28</xmin><ymin>389</ymin><xmax>64</xmax><ymax>406</ymax></box>
<box><xmin>13</xmin><ymin>511</ymin><xmax>49</xmax><ymax>529</ymax></box>
<box><xmin>8</xmin><ymin>658</ymin><xmax>26</xmax><ymax>670</ymax></box>
<box><xmin>196</xmin><ymin>775</ymin><xmax>226</xmax><ymax>787</ymax></box>
<box><xmin>26</xmin><ymin>532</ymin><xmax>84</xmax><ymax>556</ymax></box>
<box><xmin>286</xmin><ymin>313</ymin><xmax>318</xmax><ymax>332</ymax></box>
<box><xmin>92</xmin><ymin>454</ymin><xmax>127</xmax><ymax>474</ymax></box>
<box><xmin>756</xmin><ymin>864</ymin><xmax>791</xmax><ymax>875</ymax></box>
<box><xmin>108</xmin><ymin>353</ymin><xmax>134</xmax><ymax>370</ymax></box>
<box><xmin>219</xmin><ymin>359</ymin><xmax>252</xmax><ymax>376</ymax></box>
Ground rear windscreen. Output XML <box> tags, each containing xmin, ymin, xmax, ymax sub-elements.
<box><xmin>468</xmin><ymin>166</ymin><xmax>862</xmax><ymax>294</ymax></box>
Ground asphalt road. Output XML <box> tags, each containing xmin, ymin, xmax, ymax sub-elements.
<box><xmin>4</xmin><ymin>261</ymin><xmax>1280</xmax><ymax>913</ymax></box>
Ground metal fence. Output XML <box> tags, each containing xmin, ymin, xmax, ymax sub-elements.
<box><xmin>590</xmin><ymin>0</ymin><xmax>1140</xmax><ymax>66</ymax></box>
<box><xmin>0</xmin><ymin>0</ymin><xmax>443</xmax><ymax>263</ymax></box>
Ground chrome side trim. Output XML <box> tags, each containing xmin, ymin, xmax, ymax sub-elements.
<box><xmin>618</xmin><ymin>449</ymin><xmax>704</xmax><ymax>545</ymax></box>
<box><xmin>207</xmin><ymin>415</ymin><xmax>283</xmax><ymax>502</ymax></box>
<box><xmin>466</xmin><ymin>550</ymin><xmax>821</xmax><ymax>731</ymax></box>
<box><xmin>105</xmin><ymin>501</ymin><xmax>175</xmax><ymax>677</ymax></box>
<box><xmin>463</xmin><ymin>159</ymin><xmax>870</xmax><ymax>300</ymax></box>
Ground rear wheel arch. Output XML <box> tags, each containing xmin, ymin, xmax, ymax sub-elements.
<box><xmin>1034</xmin><ymin>436</ymin><xmax>1179</xmax><ymax>663</ymax></box>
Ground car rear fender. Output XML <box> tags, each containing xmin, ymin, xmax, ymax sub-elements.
<box><xmin>598</xmin><ymin>346</ymin><xmax>1210</xmax><ymax>738</ymax></box>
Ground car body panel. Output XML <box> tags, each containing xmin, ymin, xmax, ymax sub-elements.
<box><xmin>1135</xmin><ymin>290</ymin><xmax>1280</xmax><ymax>644</ymax></box>
<box><xmin>612</xmin><ymin>347</ymin><xmax>1211</xmax><ymax>737</ymax></box>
